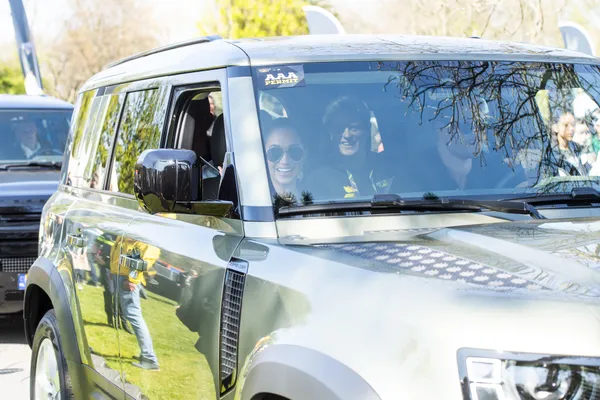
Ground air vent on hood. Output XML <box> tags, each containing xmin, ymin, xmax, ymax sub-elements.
<box><xmin>318</xmin><ymin>243</ymin><xmax>550</xmax><ymax>292</ymax></box>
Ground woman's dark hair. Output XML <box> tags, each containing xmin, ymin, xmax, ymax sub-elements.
<box><xmin>322</xmin><ymin>96</ymin><xmax>371</xmax><ymax>132</ymax></box>
<box><xmin>262</xmin><ymin>116</ymin><xmax>302</xmax><ymax>143</ymax></box>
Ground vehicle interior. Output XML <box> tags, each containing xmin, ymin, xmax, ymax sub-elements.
<box><xmin>173</xmin><ymin>90</ymin><xmax>239</xmax><ymax>214</ymax></box>
<box><xmin>0</xmin><ymin>110</ymin><xmax>71</xmax><ymax>161</ymax></box>
<box><xmin>256</xmin><ymin>67</ymin><xmax>600</xmax><ymax>201</ymax></box>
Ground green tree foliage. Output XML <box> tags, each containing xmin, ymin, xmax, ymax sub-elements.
<box><xmin>94</xmin><ymin>96</ymin><xmax>122</xmax><ymax>174</ymax></box>
<box><xmin>0</xmin><ymin>65</ymin><xmax>25</xmax><ymax>94</ymax></box>
<box><xmin>199</xmin><ymin>0</ymin><xmax>330</xmax><ymax>39</ymax></box>
<box><xmin>113</xmin><ymin>87</ymin><xmax>166</xmax><ymax>195</ymax></box>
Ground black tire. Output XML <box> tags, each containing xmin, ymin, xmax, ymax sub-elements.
<box><xmin>30</xmin><ymin>309</ymin><xmax>74</xmax><ymax>400</ymax></box>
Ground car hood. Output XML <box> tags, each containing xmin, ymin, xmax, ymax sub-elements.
<box><xmin>292</xmin><ymin>218</ymin><xmax>600</xmax><ymax>298</ymax></box>
<box><xmin>0</xmin><ymin>171</ymin><xmax>59</xmax><ymax>213</ymax></box>
<box><xmin>257</xmin><ymin>218</ymin><xmax>600</xmax><ymax>399</ymax></box>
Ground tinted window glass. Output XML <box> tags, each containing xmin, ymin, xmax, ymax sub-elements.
<box><xmin>63</xmin><ymin>90</ymin><xmax>96</xmax><ymax>186</ymax></box>
<box><xmin>252</xmin><ymin>61</ymin><xmax>600</xmax><ymax>209</ymax></box>
<box><xmin>84</xmin><ymin>94</ymin><xmax>124</xmax><ymax>189</ymax></box>
<box><xmin>109</xmin><ymin>88</ymin><xmax>168</xmax><ymax>195</ymax></box>
<box><xmin>0</xmin><ymin>108</ymin><xmax>72</xmax><ymax>165</ymax></box>
<box><xmin>71</xmin><ymin>90</ymin><xmax>95</xmax><ymax>159</ymax></box>
<box><xmin>66</xmin><ymin>95</ymin><xmax>106</xmax><ymax>187</ymax></box>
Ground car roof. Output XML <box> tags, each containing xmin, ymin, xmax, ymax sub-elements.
<box><xmin>81</xmin><ymin>34</ymin><xmax>600</xmax><ymax>92</ymax></box>
<box><xmin>0</xmin><ymin>94</ymin><xmax>73</xmax><ymax>110</ymax></box>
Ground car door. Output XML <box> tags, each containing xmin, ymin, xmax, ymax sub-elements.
<box><xmin>117</xmin><ymin>214</ymin><xmax>243</xmax><ymax>400</ymax></box>
<box><xmin>112</xmin><ymin>72</ymin><xmax>245</xmax><ymax>399</ymax></box>
<box><xmin>63</xmin><ymin>89</ymin><xmax>135</xmax><ymax>396</ymax></box>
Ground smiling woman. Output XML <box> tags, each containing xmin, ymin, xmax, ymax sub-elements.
<box><xmin>263</xmin><ymin>117</ymin><xmax>306</xmax><ymax>202</ymax></box>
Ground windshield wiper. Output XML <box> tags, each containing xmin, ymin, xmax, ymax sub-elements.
<box><xmin>0</xmin><ymin>161</ymin><xmax>62</xmax><ymax>170</ymax></box>
<box><xmin>278</xmin><ymin>194</ymin><xmax>545</xmax><ymax>219</ymax></box>
<box><xmin>503</xmin><ymin>187</ymin><xmax>600</xmax><ymax>207</ymax></box>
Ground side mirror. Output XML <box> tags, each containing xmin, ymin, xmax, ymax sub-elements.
<box><xmin>134</xmin><ymin>149</ymin><xmax>233</xmax><ymax>217</ymax></box>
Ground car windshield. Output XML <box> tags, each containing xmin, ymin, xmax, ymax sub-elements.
<box><xmin>253</xmin><ymin>60</ymin><xmax>600</xmax><ymax>208</ymax></box>
<box><xmin>0</xmin><ymin>109</ymin><xmax>72</xmax><ymax>166</ymax></box>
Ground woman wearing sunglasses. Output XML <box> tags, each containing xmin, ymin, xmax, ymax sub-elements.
<box><xmin>263</xmin><ymin>118</ymin><xmax>306</xmax><ymax>202</ymax></box>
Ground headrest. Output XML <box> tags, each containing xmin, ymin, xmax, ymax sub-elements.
<box><xmin>210</xmin><ymin>114</ymin><xmax>226</xmax><ymax>168</ymax></box>
<box><xmin>189</xmin><ymin>98</ymin><xmax>214</xmax><ymax>133</ymax></box>
<box><xmin>189</xmin><ymin>98</ymin><xmax>214</xmax><ymax>159</ymax></box>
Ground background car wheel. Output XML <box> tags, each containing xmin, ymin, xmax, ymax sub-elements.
<box><xmin>30</xmin><ymin>309</ymin><xmax>74</xmax><ymax>400</ymax></box>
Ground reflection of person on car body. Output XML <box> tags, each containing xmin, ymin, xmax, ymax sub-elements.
<box><xmin>110</xmin><ymin>237</ymin><xmax>161</xmax><ymax>370</ymax></box>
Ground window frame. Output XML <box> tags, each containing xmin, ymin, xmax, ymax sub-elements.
<box><xmin>162</xmin><ymin>68</ymin><xmax>243</xmax><ymax>219</ymax></box>
<box><xmin>167</xmin><ymin>82</ymin><xmax>222</xmax><ymax>150</ymax></box>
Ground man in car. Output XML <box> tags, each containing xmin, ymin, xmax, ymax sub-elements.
<box><xmin>4</xmin><ymin>119</ymin><xmax>59</xmax><ymax>160</ymax></box>
<box><xmin>409</xmin><ymin>103</ymin><xmax>527</xmax><ymax>193</ymax></box>
<box><xmin>12</xmin><ymin>120</ymin><xmax>43</xmax><ymax>159</ymax></box>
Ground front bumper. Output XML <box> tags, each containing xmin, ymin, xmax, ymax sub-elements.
<box><xmin>0</xmin><ymin>221</ymin><xmax>41</xmax><ymax>315</ymax></box>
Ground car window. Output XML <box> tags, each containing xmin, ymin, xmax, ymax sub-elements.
<box><xmin>108</xmin><ymin>87</ymin><xmax>169</xmax><ymax>195</ymax></box>
<box><xmin>0</xmin><ymin>108</ymin><xmax>73</xmax><ymax>165</ymax></box>
<box><xmin>70</xmin><ymin>90</ymin><xmax>95</xmax><ymax>159</ymax></box>
<box><xmin>175</xmin><ymin>88</ymin><xmax>231</xmax><ymax>202</ymax></box>
<box><xmin>63</xmin><ymin>90</ymin><xmax>96</xmax><ymax>185</ymax></box>
<box><xmin>82</xmin><ymin>94</ymin><xmax>125</xmax><ymax>189</ymax></box>
<box><xmin>252</xmin><ymin>61</ymin><xmax>600</xmax><ymax>209</ymax></box>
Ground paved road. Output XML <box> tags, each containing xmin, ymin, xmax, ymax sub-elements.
<box><xmin>0</xmin><ymin>314</ymin><xmax>30</xmax><ymax>399</ymax></box>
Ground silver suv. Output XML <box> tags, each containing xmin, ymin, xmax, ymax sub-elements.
<box><xmin>25</xmin><ymin>34</ymin><xmax>600</xmax><ymax>400</ymax></box>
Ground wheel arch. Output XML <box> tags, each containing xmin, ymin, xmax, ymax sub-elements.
<box><xmin>238</xmin><ymin>344</ymin><xmax>381</xmax><ymax>400</ymax></box>
<box><xmin>24</xmin><ymin>256</ymin><xmax>81</xmax><ymax>366</ymax></box>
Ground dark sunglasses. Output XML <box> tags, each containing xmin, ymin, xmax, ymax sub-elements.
<box><xmin>266</xmin><ymin>144</ymin><xmax>305</xmax><ymax>163</ymax></box>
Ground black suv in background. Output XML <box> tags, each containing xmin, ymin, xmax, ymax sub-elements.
<box><xmin>0</xmin><ymin>94</ymin><xmax>72</xmax><ymax>315</ymax></box>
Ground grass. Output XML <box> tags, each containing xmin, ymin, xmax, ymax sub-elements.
<box><xmin>78</xmin><ymin>283</ymin><xmax>216</xmax><ymax>399</ymax></box>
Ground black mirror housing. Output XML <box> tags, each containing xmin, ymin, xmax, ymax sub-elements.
<box><xmin>134</xmin><ymin>149</ymin><xmax>232</xmax><ymax>217</ymax></box>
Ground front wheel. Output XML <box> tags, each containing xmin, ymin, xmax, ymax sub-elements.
<box><xmin>30</xmin><ymin>309</ymin><xmax>74</xmax><ymax>400</ymax></box>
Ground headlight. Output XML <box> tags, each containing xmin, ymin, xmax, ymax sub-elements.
<box><xmin>458</xmin><ymin>349</ymin><xmax>600</xmax><ymax>400</ymax></box>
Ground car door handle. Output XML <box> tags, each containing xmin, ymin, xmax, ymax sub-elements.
<box><xmin>119</xmin><ymin>254</ymin><xmax>148</xmax><ymax>272</ymax></box>
<box><xmin>66</xmin><ymin>233</ymin><xmax>87</xmax><ymax>249</ymax></box>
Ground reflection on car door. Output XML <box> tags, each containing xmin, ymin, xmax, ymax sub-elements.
<box><xmin>65</xmin><ymin>196</ymin><xmax>134</xmax><ymax>394</ymax></box>
<box><xmin>116</xmin><ymin>212</ymin><xmax>243</xmax><ymax>399</ymax></box>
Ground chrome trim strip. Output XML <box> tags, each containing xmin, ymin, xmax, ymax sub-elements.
<box><xmin>241</xmin><ymin>206</ymin><xmax>274</xmax><ymax>222</ymax></box>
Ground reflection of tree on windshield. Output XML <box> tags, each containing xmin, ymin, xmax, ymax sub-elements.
<box><xmin>379</xmin><ymin>60</ymin><xmax>600</xmax><ymax>192</ymax></box>
<box><xmin>273</xmin><ymin>191</ymin><xmax>314</xmax><ymax>215</ymax></box>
